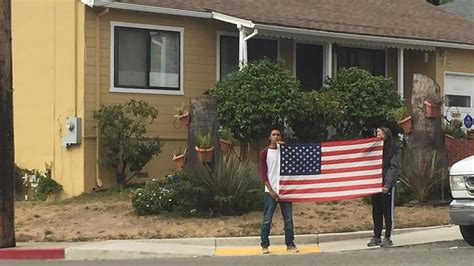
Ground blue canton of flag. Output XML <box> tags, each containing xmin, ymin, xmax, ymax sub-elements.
<box><xmin>280</xmin><ymin>144</ymin><xmax>322</xmax><ymax>176</ymax></box>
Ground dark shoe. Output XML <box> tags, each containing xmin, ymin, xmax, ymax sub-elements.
<box><xmin>287</xmin><ymin>244</ymin><xmax>299</xmax><ymax>253</ymax></box>
<box><xmin>380</xmin><ymin>238</ymin><xmax>393</xmax><ymax>247</ymax></box>
<box><xmin>262</xmin><ymin>247</ymin><xmax>270</xmax><ymax>254</ymax></box>
<box><xmin>367</xmin><ymin>237</ymin><xmax>382</xmax><ymax>247</ymax></box>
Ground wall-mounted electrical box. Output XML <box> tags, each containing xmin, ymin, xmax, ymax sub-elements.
<box><xmin>61</xmin><ymin>117</ymin><xmax>81</xmax><ymax>147</ymax></box>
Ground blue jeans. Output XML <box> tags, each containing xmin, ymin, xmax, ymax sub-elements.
<box><xmin>260</xmin><ymin>192</ymin><xmax>295</xmax><ymax>248</ymax></box>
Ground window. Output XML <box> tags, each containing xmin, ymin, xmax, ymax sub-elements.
<box><xmin>445</xmin><ymin>95</ymin><xmax>471</xmax><ymax>108</ymax></box>
<box><xmin>295</xmin><ymin>43</ymin><xmax>323</xmax><ymax>91</ymax></box>
<box><xmin>111</xmin><ymin>22</ymin><xmax>183</xmax><ymax>94</ymax></box>
<box><xmin>219</xmin><ymin>35</ymin><xmax>278</xmax><ymax>80</ymax></box>
<box><xmin>336</xmin><ymin>46</ymin><xmax>385</xmax><ymax>76</ymax></box>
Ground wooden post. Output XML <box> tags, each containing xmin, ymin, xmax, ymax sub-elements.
<box><xmin>0</xmin><ymin>0</ymin><xmax>16</xmax><ymax>248</ymax></box>
<box><xmin>185</xmin><ymin>95</ymin><xmax>220</xmax><ymax>169</ymax></box>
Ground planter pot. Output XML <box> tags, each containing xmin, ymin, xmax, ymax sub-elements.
<box><xmin>172</xmin><ymin>154</ymin><xmax>185</xmax><ymax>171</ymax></box>
<box><xmin>423</xmin><ymin>101</ymin><xmax>441</xmax><ymax>118</ymax></box>
<box><xmin>220</xmin><ymin>139</ymin><xmax>232</xmax><ymax>155</ymax></box>
<box><xmin>175</xmin><ymin>112</ymin><xmax>189</xmax><ymax>128</ymax></box>
<box><xmin>397</xmin><ymin>116</ymin><xmax>412</xmax><ymax>134</ymax></box>
<box><xmin>195</xmin><ymin>146</ymin><xmax>214</xmax><ymax>163</ymax></box>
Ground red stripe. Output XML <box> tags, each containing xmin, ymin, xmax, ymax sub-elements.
<box><xmin>322</xmin><ymin>145</ymin><xmax>383</xmax><ymax>156</ymax></box>
<box><xmin>279</xmin><ymin>183</ymin><xmax>382</xmax><ymax>195</ymax></box>
<box><xmin>280</xmin><ymin>174</ymin><xmax>382</xmax><ymax>185</ymax></box>
<box><xmin>320</xmin><ymin>164</ymin><xmax>382</xmax><ymax>174</ymax></box>
<box><xmin>0</xmin><ymin>248</ymin><xmax>65</xmax><ymax>260</ymax></box>
<box><xmin>321</xmin><ymin>137</ymin><xmax>383</xmax><ymax>147</ymax></box>
<box><xmin>322</xmin><ymin>155</ymin><xmax>382</xmax><ymax>165</ymax></box>
<box><xmin>278</xmin><ymin>191</ymin><xmax>382</xmax><ymax>202</ymax></box>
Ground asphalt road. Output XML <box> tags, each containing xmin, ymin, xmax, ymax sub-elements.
<box><xmin>0</xmin><ymin>240</ymin><xmax>472</xmax><ymax>266</ymax></box>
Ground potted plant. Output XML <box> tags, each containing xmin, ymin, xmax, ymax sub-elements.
<box><xmin>172</xmin><ymin>147</ymin><xmax>186</xmax><ymax>171</ymax></box>
<box><xmin>219</xmin><ymin>128</ymin><xmax>235</xmax><ymax>155</ymax></box>
<box><xmin>174</xmin><ymin>103</ymin><xmax>189</xmax><ymax>128</ymax></box>
<box><xmin>423</xmin><ymin>94</ymin><xmax>443</xmax><ymax>118</ymax></box>
<box><xmin>195</xmin><ymin>131</ymin><xmax>214</xmax><ymax>163</ymax></box>
<box><xmin>391</xmin><ymin>106</ymin><xmax>412</xmax><ymax>134</ymax></box>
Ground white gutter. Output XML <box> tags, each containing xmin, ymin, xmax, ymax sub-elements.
<box><xmin>255</xmin><ymin>24</ymin><xmax>474</xmax><ymax>50</ymax></box>
<box><xmin>85</xmin><ymin>1</ymin><xmax>212</xmax><ymax>18</ymax></box>
<box><xmin>212</xmin><ymin>11</ymin><xmax>254</xmax><ymax>28</ymax></box>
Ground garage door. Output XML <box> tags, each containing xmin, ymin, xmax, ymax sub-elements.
<box><xmin>444</xmin><ymin>72</ymin><xmax>474</xmax><ymax>127</ymax></box>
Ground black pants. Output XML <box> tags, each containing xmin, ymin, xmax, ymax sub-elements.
<box><xmin>371</xmin><ymin>188</ymin><xmax>395</xmax><ymax>238</ymax></box>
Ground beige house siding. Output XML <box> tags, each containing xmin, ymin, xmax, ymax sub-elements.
<box><xmin>403</xmin><ymin>50</ymin><xmax>437</xmax><ymax>107</ymax></box>
<box><xmin>83</xmin><ymin>8</ymin><xmax>236</xmax><ymax>190</ymax></box>
<box><xmin>435</xmin><ymin>48</ymin><xmax>474</xmax><ymax>95</ymax></box>
<box><xmin>12</xmin><ymin>0</ymin><xmax>86</xmax><ymax>197</ymax></box>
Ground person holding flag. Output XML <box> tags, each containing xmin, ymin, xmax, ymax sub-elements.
<box><xmin>259</xmin><ymin>127</ymin><xmax>299</xmax><ymax>255</ymax></box>
<box><xmin>367</xmin><ymin>127</ymin><xmax>400</xmax><ymax>247</ymax></box>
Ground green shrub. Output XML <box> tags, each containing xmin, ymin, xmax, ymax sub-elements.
<box><xmin>31</xmin><ymin>165</ymin><xmax>63</xmax><ymax>201</ymax></box>
<box><xmin>209</xmin><ymin>59</ymin><xmax>301</xmax><ymax>143</ymax></box>
<box><xmin>324</xmin><ymin>67</ymin><xmax>403</xmax><ymax>137</ymax></box>
<box><xmin>287</xmin><ymin>90</ymin><xmax>346</xmax><ymax>142</ymax></box>
<box><xmin>93</xmin><ymin>100</ymin><xmax>161</xmax><ymax>185</ymax></box>
<box><xmin>14</xmin><ymin>164</ymin><xmax>28</xmax><ymax>196</ymax></box>
<box><xmin>131</xmin><ymin>179</ymin><xmax>175</xmax><ymax>215</ymax></box>
<box><xmin>443</xmin><ymin>119</ymin><xmax>466</xmax><ymax>139</ymax></box>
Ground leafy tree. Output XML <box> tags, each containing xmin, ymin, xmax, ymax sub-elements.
<box><xmin>287</xmin><ymin>90</ymin><xmax>346</xmax><ymax>142</ymax></box>
<box><xmin>324</xmin><ymin>67</ymin><xmax>403</xmax><ymax>138</ymax></box>
<box><xmin>93</xmin><ymin>100</ymin><xmax>161</xmax><ymax>185</ymax></box>
<box><xmin>209</xmin><ymin>59</ymin><xmax>301</xmax><ymax>145</ymax></box>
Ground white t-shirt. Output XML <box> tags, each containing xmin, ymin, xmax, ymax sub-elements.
<box><xmin>265</xmin><ymin>146</ymin><xmax>280</xmax><ymax>193</ymax></box>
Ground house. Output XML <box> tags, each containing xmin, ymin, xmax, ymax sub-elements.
<box><xmin>441</xmin><ymin>0</ymin><xmax>474</xmax><ymax>22</ymax></box>
<box><xmin>12</xmin><ymin>0</ymin><xmax>474</xmax><ymax>197</ymax></box>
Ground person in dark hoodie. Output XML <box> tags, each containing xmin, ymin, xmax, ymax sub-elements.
<box><xmin>367</xmin><ymin>127</ymin><xmax>400</xmax><ymax>247</ymax></box>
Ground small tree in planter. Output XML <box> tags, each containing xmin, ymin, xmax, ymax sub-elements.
<box><xmin>391</xmin><ymin>106</ymin><xmax>412</xmax><ymax>134</ymax></box>
<box><xmin>195</xmin><ymin>131</ymin><xmax>213</xmax><ymax>163</ymax></box>
<box><xmin>93</xmin><ymin>100</ymin><xmax>161</xmax><ymax>186</ymax></box>
<box><xmin>174</xmin><ymin>103</ymin><xmax>189</xmax><ymax>128</ymax></box>
<box><xmin>424</xmin><ymin>94</ymin><xmax>443</xmax><ymax>118</ymax></box>
<box><xmin>219</xmin><ymin>128</ymin><xmax>235</xmax><ymax>155</ymax></box>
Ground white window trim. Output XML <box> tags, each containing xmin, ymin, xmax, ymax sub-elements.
<box><xmin>216</xmin><ymin>31</ymin><xmax>280</xmax><ymax>81</ymax></box>
<box><xmin>110</xmin><ymin>21</ymin><xmax>184</xmax><ymax>95</ymax></box>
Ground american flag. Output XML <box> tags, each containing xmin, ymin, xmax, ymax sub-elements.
<box><xmin>279</xmin><ymin>137</ymin><xmax>384</xmax><ymax>202</ymax></box>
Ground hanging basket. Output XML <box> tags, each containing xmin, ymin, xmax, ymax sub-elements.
<box><xmin>174</xmin><ymin>112</ymin><xmax>189</xmax><ymax>128</ymax></box>
<box><xmin>195</xmin><ymin>146</ymin><xmax>214</xmax><ymax>163</ymax></box>
<box><xmin>219</xmin><ymin>139</ymin><xmax>232</xmax><ymax>155</ymax></box>
<box><xmin>423</xmin><ymin>101</ymin><xmax>441</xmax><ymax>118</ymax></box>
<box><xmin>172</xmin><ymin>154</ymin><xmax>185</xmax><ymax>171</ymax></box>
<box><xmin>397</xmin><ymin>116</ymin><xmax>412</xmax><ymax>134</ymax></box>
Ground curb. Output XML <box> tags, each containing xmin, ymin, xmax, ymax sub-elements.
<box><xmin>0</xmin><ymin>248</ymin><xmax>64</xmax><ymax>260</ymax></box>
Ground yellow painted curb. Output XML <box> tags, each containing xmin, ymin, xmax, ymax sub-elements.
<box><xmin>214</xmin><ymin>245</ymin><xmax>320</xmax><ymax>256</ymax></box>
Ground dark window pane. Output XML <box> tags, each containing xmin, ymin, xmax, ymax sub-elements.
<box><xmin>336</xmin><ymin>46</ymin><xmax>385</xmax><ymax>76</ymax></box>
<box><xmin>115</xmin><ymin>27</ymin><xmax>147</xmax><ymax>87</ymax></box>
<box><xmin>445</xmin><ymin>95</ymin><xmax>471</xmax><ymax>107</ymax></box>
<box><xmin>149</xmin><ymin>31</ymin><xmax>180</xmax><ymax>88</ymax></box>
<box><xmin>248</xmin><ymin>38</ymin><xmax>278</xmax><ymax>62</ymax></box>
<box><xmin>296</xmin><ymin>43</ymin><xmax>323</xmax><ymax>91</ymax></box>
<box><xmin>220</xmin><ymin>36</ymin><xmax>239</xmax><ymax>80</ymax></box>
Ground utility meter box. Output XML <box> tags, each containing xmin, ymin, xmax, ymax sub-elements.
<box><xmin>61</xmin><ymin>117</ymin><xmax>81</xmax><ymax>147</ymax></box>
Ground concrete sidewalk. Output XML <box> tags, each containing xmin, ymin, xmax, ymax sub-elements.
<box><xmin>0</xmin><ymin>225</ymin><xmax>464</xmax><ymax>260</ymax></box>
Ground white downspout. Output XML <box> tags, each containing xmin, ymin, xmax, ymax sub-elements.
<box><xmin>398</xmin><ymin>48</ymin><xmax>404</xmax><ymax>98</ymax></box>
<box><xmin>238</xmin><ymin>25</ymin><xmax>258</xmax><ymax>68</ymax></box>
<box><xmin>324</xmin><ymin>42</ymin><xmax>333</xmax><ymax>79</ymax></box>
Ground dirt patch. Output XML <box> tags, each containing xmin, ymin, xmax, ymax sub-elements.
<box><xmin>14</xmin><ymin>194</ymin><xmax>451</xmax><ymax>242</ymax></box>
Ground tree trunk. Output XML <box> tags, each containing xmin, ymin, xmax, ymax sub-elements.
<box><xmin>185</xmin><ymin>95</ymin><xmax>220</xmax><ymax>169</ymax></box>
<box><xmin>0</xmin><ymin>0</ymin><xmax>16</xmax><ymax>248</ymax></box>
<box><xmin>407</xmin><ymin>73</ymin><xmax>447</xmax><ymax>166</ymax></box>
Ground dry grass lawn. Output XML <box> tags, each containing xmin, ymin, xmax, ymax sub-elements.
<box><xmin>14</xmin><ymin>190</ymin><xmax>451</xmax><ymax>242</ymax></box>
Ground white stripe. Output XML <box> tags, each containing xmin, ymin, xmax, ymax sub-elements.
<box><xmin>280</xmin><ymin>169</ymin><xmax>382</xmax><ymax>181</ymax></box>
<box><xmin>279</xmin><ymin>178</ymin><xmax>382</xmax><ymax>190</ymax></box>
<box><xmin>322</xmin><ymin>150</ymin><xmax>382</xmax><ymax>161</ymax></box>
<box><xmin>322</xmin><ymin>141</ymin><xmax>383</xmax><ymax>152</ymax></box>
<box><xmin>279</xmin><ymin>187</ymin><xmax>383</xmax><ymax>199</ymax></box>
<box><xmin>321</xmin><ymin>159</ymin><xmax>382</xmax><ymax>170</ymax></box>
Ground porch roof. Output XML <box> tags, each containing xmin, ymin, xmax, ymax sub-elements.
<box><xmin>87</xmin><ymin>0</ymin><xmax>474</xmax><ymax>48</ymax></box>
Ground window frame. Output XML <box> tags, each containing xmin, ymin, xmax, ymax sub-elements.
<box><xmin>110</xmin><ymin>21</ymin><xmax>184</xmax><ymax>95</ymax></box>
